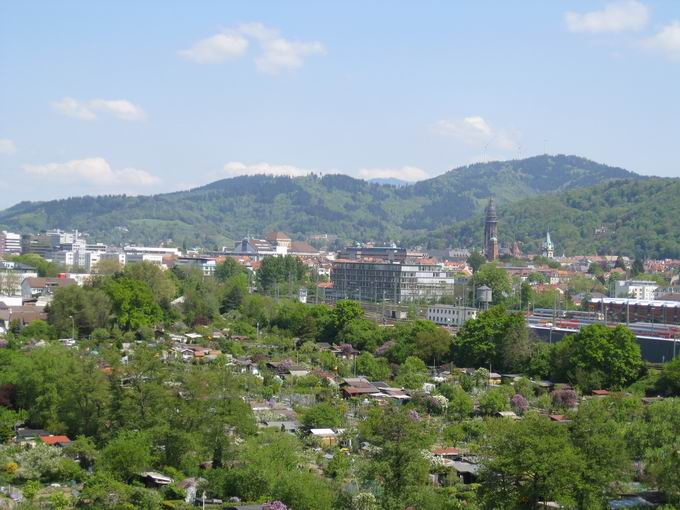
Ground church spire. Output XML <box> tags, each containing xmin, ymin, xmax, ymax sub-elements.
<box><xmin>483</xmin><ymin>197</ymin><xmax>499</xmax><ymax>261</ymax></box>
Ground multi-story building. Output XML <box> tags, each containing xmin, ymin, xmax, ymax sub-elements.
<box><xmin>124</xmin><ymin>246</ymin><xmax>181</xmax><ymax>257</ymax></box>
<box><xmin>175</xmin><ymin>256</ymin><xmax>217</xmax><ymax>277</ymax></box>
<box><xmin>338</xmin><ymin>246</ymin><xmax>407</xmax><ymax>262</ymax></box>
<box><xmin>615</xmin><ymin>280</ymin><xmax>659</xmax><ymax>300</ymax></box>
<box><xmin>427</xmin><ymin>305</ymin><xmax>478</xmax><ymax>327</ymax></box>
<box><xmin>21</xmin><ymin>234</ymin><xmax>55</xmax><ymax>258</ymax></box>
<box><xmin>0</xmin><ymin>231</ymin><xmax>21</xmax><ymax>255</ymax></box>
<box><xmin>331</xmin><ymin>260</ymin><xmax>456</xmax><ymax>303</ymax></box>
<box><xmin>125</xmin><ymin>253</ymin><xmax>164</xmax><ymax>266</ymax></box>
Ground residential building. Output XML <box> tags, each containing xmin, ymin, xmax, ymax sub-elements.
<box><xmin>331</xmin><ymin>260</ymin><xmax>455</xmax><ymax>303</ymax></box>
<box><xmin>21</xmin><ymin>277</ymin><xmax>77</xmax><ymax>300</ymax></box>
<box><xmin>427</xmin><ymin>305</ymin><xmax>478</xmax><ymax>327</ymax></box>
<box><xmin>615</xmin><ymin>280</ymin><xmax>659</xmax><ymax>300</ymax></box>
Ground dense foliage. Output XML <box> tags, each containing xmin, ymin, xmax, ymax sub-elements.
<box><xmin>442</xmin><ymin>177</ymin><xmax>680</xmax><ymax>258</ymax></box>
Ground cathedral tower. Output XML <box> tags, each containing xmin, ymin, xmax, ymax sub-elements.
<box><xmin>483</xmin><ymin>197</ymin><xmax>499</xmax><ymax>261</ymax></box>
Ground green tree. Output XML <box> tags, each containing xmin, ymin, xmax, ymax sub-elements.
<box><xmin>47</xmin><ymin>285</ymin><xmax>112</xmax><ymax>337</ymax></box>
<box><xmin>452</xmin><ymin>306</ymin><xmax>531</xmax><ymax>372</ymax></box>
<box><xmin>359</xmin><ymin>406</ymin><xmax>434</xmax><ymax>508</ymax></box>
<box><xmin>657</xmin><ymin>356</ymin><xmax>680</xmax><ymax>396</ymax></box>
<box><xmin>439</xmin><ymin>384</ymin><xmax>473</xmax><ymax>421</ymax></box>
<box><xmin>257</xmin><ymin>255</ymin><xmax>307</xmax><ymax>292</ymax></box>
<box><xmin>395</xmin><ymin>356</ymin><xmax>428</xmax><ymax>390</ymax></box>
<box><xmin>215</xmin><ymin>257</ymin><xmax>247</xmax><ymax>282</ymax></box>
<box><xmin>478</xmin><ymin>387</ymin><xmax>510</xmax><ymax>415</ymax></box>
<box><xmin>414</xmin><ymin>326</ymin><xmax>452</xmax><ymax>366</ymax></box>
<box><xmin>550</xmin><ymin>324</ymin><xmax>642</xmax><ymax>391</ymax></box>
<box><xmin>104</xmin><ymin>277</ymin><xmax>163</xmax><ymax>330</ymax></box>
<box><xmin>355</xmin><ymin>352</ymin><xmax>391</xmax><ymax>381</ymax></box>
<box><xmin>301</xmin><ymin>402</ymin><xmax>344</xmax><ymax>429</ymax></box>
<box><xmin>472</xmin><ymin>263</ymin><xmax>512</xmax><ymax>304</ymax></box>
<box><xmin>631</xmin><ymin>257</ymin><xmax>645</xmax><ymax>277</ymax></box>
<box><xmin>570</xmin><ymin>399</ymin><xmax>631</xmax><ymax>508</ymax></box>
<box><xmin>222</xmin><ymin>273</ymin><xmax>249</xmax><ymax>312</ymax></box>
<box><xmin>467</xmin><ymin>251</ymin><xmax>486</xmax><ymax>273</ymax></box>
<box><xmin>122</xmin><ymin>262</ymin><xmax>176</xmax><ymax>308</ymax></box>
<box><xmin>479</xmin><ymin>413</ymin><xmax>584</xmax><ymax>509</ymax></box>
<box><xmin>98</xmin><ymin>431</ymin><xmax>153</xmax><ymax>482</ymax></box>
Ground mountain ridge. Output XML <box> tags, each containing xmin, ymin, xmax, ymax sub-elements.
<box><xmin>0</xmin><ymin>154</ymin><xmax>641</xmax><ymax>248</ymax></box>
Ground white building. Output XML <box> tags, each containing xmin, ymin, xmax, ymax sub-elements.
<box><xmin>427</xmin><ymin>305</ymin><xmax>478</xmax><ymax>327</ymax></box>
<box><xmin>124</xmin><ymin>245</ymin><xmax>181</xmax><ymax>257</ymax></box>
<box><xmin>126</xmin><ymin>252</ymin><xmax>165</xmax><ymax>266</ymax></box>
<box><xmin>0</xmin><ymin>231</ymin><xmax>21</xmax><ymax>254</ymax></box>
<box><xmin>614</xmin><ymin>280</ymin><xmax>659</xmax><ymax>301</ymax></box>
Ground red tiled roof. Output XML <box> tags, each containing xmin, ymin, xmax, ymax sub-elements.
<box><xmin>39</xmin><ymin>435</ymin><xmax>71</xmax><ymax>445</ymax></box>
<box><xmin>592</xmin><ymin>389</ymin><xmax>610</xmax><ymax>396</ymax></box>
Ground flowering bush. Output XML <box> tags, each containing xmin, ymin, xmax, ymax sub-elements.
<box><xmin>263</xmin><ymin>501</ymin><xmax>289</xmax><ymax>510</ymax></box>
<box><xmin>408</xmin><ymin>409</ymin><xmax>421</xmax><ymax>422</ymax></box>
<box><xmin>551</xmin><ymin>389</ymin><xmax>577</xmax><ymax>409</ymax></box>
<box><xmin>352</xmin><ymin>492</ymin><xmax>378</xmax><ymax>510</ymax></box>
<box><xmin>510</xmin><ymin>393</ymin><xmax>529</xmax><ymax>415</ymax></box>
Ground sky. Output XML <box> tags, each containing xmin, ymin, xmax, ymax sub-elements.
<box><xmin>1</xmin><ymin>0</ymin><xmax>679</xmax><ymax>208</ymax></box>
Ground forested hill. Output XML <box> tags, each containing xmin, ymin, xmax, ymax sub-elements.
<box><xmin>436</xmin><ymin>177</ymin><xmax>680</xmax><ymax>259</ymax></box>
<box><xmin>0</xmin><ymin>155</ymin><xmax>638</xmax><ymax>247</ymax></box>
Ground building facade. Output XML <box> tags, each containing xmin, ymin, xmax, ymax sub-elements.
<box><xmin>0</xmin><ymin>231</ymin><xmax>21</xmax><ymax>255</ymax></box>
<box><xmin>614</xmin><ymin>280</ymin><xmax>659</xmax><ymax>300</ymax></box>
<box><xmin>427</xmin><ymin>305</ymin><xmax>478</xmax><ymax>327</ymax></box>
<box><xmin>331</xmin><ymin>260</ymin><xmax>456</xmax><ymax>303</ymax></box>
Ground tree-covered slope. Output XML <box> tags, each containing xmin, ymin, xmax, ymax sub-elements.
<box><xmin>0</xmin><ymin>155</ymin><xmax>638</xmax><ymax>247</ymax></box>
<box><xmin>438</xmin><ymin>177</ymin><xmax>680</xmax><ymax>258</ymax></box>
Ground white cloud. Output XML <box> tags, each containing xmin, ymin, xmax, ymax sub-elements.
<box><xmin>357</xmin><ymin>166</ymin><xmax>428</xmax><ymax>182</ymax></box>
<box><xmin>178</xmin><ymin>32</ymin><xmax>249</xmax><ymax>63</ymax></box>
<box><xmin>180</xmin><ymin>22</ymin><xmax>325</xmax><ymax>73</ymax></box>
<box><xmin>88</xmin><ymin>99</ymin><xmax>146</xmax><ymax>121</ymax></box>
<box><xmin>239</xmin><ymin>22</ymin><xmax>326</xmax><ymax>74</ymax></box>
<box><xmin>52</xmin><ymin>97</ymin><xmax>97</xmax><ymax>120</ymax></box>
<box><xmin>565</xmin><ymin>0</ymin><xmax>649</xmax><ymax>33</ymax></box>
<box><xmin>23</xmin><ymin>158</ymin><xmax>159</xmax><ymax>187</ymax></box>
<box><xmin>0</xmin><ymin>139</ymin><xmax>16</xmax><ymax>155</ymax></box>
<box><xmin>222</xmin><ymin>161</ymin><xmax>313</xmax><ymax>177</ymax></box>
<box><xmin>642</xmin><ymin>21</ymin><xmax>680</xmax><ymax>59</ymax></box>
<box><xmin>434</xmin><ymin>116</ymin><xmax>517</xmax><ymax>150</ymax></box>
<box><xmin>52</xmin><ymin>97</ymin><xmax>145</xmax><ymax>121</ymax></box>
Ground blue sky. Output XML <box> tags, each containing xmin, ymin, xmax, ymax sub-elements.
<box><xmin>1</xmin><ymin>0</ymin><xmax>679</xmax><ymax>208</ymax></box>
